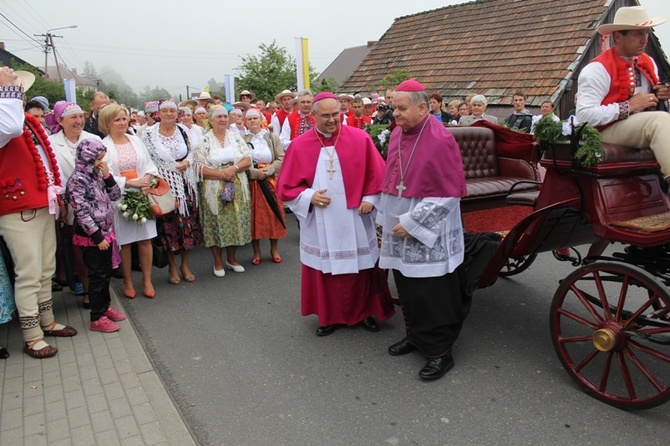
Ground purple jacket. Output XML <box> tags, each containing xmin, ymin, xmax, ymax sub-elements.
<box><xmin>66</xmin><ymin>138</ymin><xmax>121</xmax><ymax>245</ymax></box>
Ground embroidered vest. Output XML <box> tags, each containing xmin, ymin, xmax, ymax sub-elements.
<box><xmin>592</xmin><ymin>48</ymin><xmax>658</xmax><ymax>130</ymax></box>
<box><xmin>0</xmin><ymin>113</ymin><xmax>62</xmax><ymax>216</ymax></box>
<box><xmin>286</xmin><ymin>111</ymin><xmax>315</xmax><ymax>140</ymax></box>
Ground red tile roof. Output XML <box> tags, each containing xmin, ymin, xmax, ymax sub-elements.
<box><xmin>341</xmin><ymin>0</ymin><xmax>609</xmax><ymax>106</ymax></box>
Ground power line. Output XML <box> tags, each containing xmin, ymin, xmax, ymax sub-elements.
<box><xmin>0</xmin><ymin>12</ymin><xmax>42</xmax><ymax>45</ymax></box>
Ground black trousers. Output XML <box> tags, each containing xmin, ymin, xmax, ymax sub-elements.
<box><xmin>82</xmin><ymin>247</ymin><xmax>112</xmax><ymax>322</ymax></box>
<box><xmin>392</xmin><ymin>232</ymin><xmax>502</xmax><ymax>358</ymax></box>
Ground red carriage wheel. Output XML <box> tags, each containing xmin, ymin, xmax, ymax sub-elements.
<box><xmin>550</xmin><ymin>262</ymin><xmax>670</xmax><ymax>410</ymax></box>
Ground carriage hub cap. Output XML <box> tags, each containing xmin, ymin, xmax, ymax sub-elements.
<box><xmin>593</xmin><ymin>328</ymin><xmax>617</xmax><ymax>352</ymax></box>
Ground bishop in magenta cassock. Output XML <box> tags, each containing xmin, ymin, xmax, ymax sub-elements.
<box><xmin>276</xmin><ymin>92</ymin><xmax>394</xmax><ymax>336</ymax></box>
<box><xmin>377</xmin><ymin>79</ymin><xmax>468</xmax><ymax>381</ymax></box>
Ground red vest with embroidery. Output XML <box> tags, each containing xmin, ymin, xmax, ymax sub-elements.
<box><xmin>592</xmin><ymin>48</ymin><xmax>658</xmax><ymax>130</ymax></box>
<box><xmin>346</xmin><ymin>114</ymin><xmax>371</xmax><ymax>129</ymax></box>
<box><xmin>275</xmin><ymin>109</ymin><xmax>291</xmax><ymax>132</ymax></box>
<box><xmin>286</xmin><ymin>111</ymin><xmax>315</xmax><ymax>140</ymax></box>
<box><xmin>0</xmin><ymin>113</ymin><xmax>62</xmax><ymax>216</ymax></box>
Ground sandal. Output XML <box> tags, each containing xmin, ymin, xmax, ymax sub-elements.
<box><xmin>180</xmin><ymin>268</ymin><xmax>196</xmax><ymax>282</ymax></box>
<box><xmin>23</xmin><ymin>338</ymin><xmax>58</xmax><ymax>359</ymax></box>
<box><xmin>251</xmin><ymin>258</ymin><xmax>262</xmax><ymax>265</ymax></box>
<box><xmin>168</xmin><ymin>276</ymin><xmax>181</xmax><ymax>285</ymax></box>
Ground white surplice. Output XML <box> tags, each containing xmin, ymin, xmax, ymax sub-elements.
<box><xmin>285</xmin><ymin>146</ymin><xmax>379</xmax><ymax>275</ymax></box>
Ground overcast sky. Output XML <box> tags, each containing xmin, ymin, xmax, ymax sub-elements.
<box><xmin>2</xmin><ymin>0</ymin><xmax>669</xmax><ymax>98</ymax></box>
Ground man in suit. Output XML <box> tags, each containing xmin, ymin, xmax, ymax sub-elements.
<box><xmin>459</xmin><ymin>95</ymin><xmax>498</xmax><ymax>125</ymax></box>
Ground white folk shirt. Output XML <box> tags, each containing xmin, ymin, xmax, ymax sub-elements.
<box><xmin>577</xmin><ymin>58</ymin><xmax>658</xmax><ymax>127</ymax></box>
<box><xmin>285</xmin><ymin>146</ymin><xmax>380</xmax><ymax>275</ymax></box>
<box><xmin>376</xmin><ymin>194</ymin><xmax>464</xmax><ymax>278</ymax></box>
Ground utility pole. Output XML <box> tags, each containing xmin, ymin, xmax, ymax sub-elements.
<box><xmin>34</xmin><ymin>26</ymin><xmax>77</xmax><ymax>81</ymax></box>
<box><xmin>186</xmin><ymin>85</ymin><xmax>190</xmax><ymax>99</ymax></box>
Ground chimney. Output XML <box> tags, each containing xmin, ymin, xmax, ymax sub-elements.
<box><xmin>0</xmin><ymin>42</ymin><xmax>5</xmax><ymax>51</ymax></box>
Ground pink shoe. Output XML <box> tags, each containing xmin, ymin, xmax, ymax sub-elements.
<box><xmin>104</xmin><ymin>306</ymin><xmax>127</xmax><ymax>322</ymax></box>
<box><xmin>90</xmin><ymin>316</ymin><xmax>120</xmax><ymax>333</ymax></box>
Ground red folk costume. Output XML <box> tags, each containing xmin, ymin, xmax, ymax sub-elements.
<box><xmin>286</xmin><ymin>110</ymin><xmax>316</xmax><ymax>140</ymax></box>
<box><xmin>592</xmin><ymin>47</ymin><xmax>658</xmax><ymax>131</ymax></box>
<box><xmin>274</xmin><ymin>108</ymin><xmax>291</xmax><ymax>133</ymax></box>
<box><xmin>0</xmin><ymin>113</ymin><xmax>62</xmax><ymax>215</ymax></box>
<box><xmin>346</xmin><ymin>114</ymin><xmax>372</xmax><ymax>129</ymax></box>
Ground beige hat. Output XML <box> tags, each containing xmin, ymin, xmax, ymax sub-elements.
<box><xmin>12</xmin><ymin>70</ymin><xmax>36</xmax><ymax>91</ymax></box>
<box><xmin>362</xmin><ymin>97</ymin><xmax>372</xmax><ymax>106</ymax></box>
<box><xmin>232</xmin><ymin>101</ymin><xmax>250</xmax><ymax>111</ymax></box>
<box><xmin>197</xmin><ymin>92</ymin><xmax>212</xmax><ymax>100</ymax></box>
<box><xmin>178</xmin><ymin>99</ymin><xmax>198</xmax><ymax>109</ymax></box>
<box><xmin>597</xmin><ymin>6</ymin><xmax>668</xmax><ymax>35</ymax></box>
<box><xmin>238</xmin><ymin>90</ymin><xmax>255</xmax><ymax>100</ymax></box>
<box><xmin>275</xmin><ymin>89</ymin><xmax>297</xmax><ymax>102</ymax></box>
<box><xmin>338</xmin><ymin>93</ymin><xmax>355</xmax><ymax>101</ymax></box>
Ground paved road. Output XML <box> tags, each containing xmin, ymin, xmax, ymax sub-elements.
<box><xmin>115</xmin><ymin>220</ymin><xmax>670</xmax><ymax>446</ymax></box>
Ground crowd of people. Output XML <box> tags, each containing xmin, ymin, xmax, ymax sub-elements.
<box><xmin>1</xmin><ymin>5</ymin><xmax>669</xmax><ymax>383</ymax></box>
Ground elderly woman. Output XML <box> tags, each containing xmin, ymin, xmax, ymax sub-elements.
<box><xmin>99</xmin><ymin>104</ymin><xmax>159</xmax><ymax>298</ymax></box>
<box><xmin>49</xmin><ymin>101</ymin><xmax>101</xmax><ymax>307</ymax></box>
<box><xmin>228</xmin><ymin>108</ymin><xmax>246</xmax><ymax>135</ymax></box>
<box><xmin>193</xmin><ymin>106</ymin><xmax>208</xmax><ymax>131</ymax></box>
<box><xmin>194</xmin><ymin>105</ymin><xmax>251</xmax><ymax>276</ymax></box>
<box><xmin>141</xmin><ymin>100</ymin><xmax>201</xmax><ymax>285</ymax></box>
<box><xmin>178</xmin><ymin>107</ymin><xmax>204</xmax><ymax>142</ymax></box>
<box><xmin>242</xmin><ymin>109</ymin><xmax>286</xmax><ymax>264</ymax></box>
<box><xmin>459</xmin><ymin>95</ymin><xmax>498</xmax><ymax>125</ymax></box>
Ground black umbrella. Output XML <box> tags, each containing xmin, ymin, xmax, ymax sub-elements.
<box><xmin>246</xmin><ymin>142</ymin><xmax>286</xmax><ymax>228</ymax></box>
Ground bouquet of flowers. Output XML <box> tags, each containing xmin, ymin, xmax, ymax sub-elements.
<box><xmin>365</xmin><ymin>123</ymin><xmax>391</xmax><ymax>160</ymax></box>
<box><xmin>118</xmin><ymin>188</ymin><xmax>154</xmax><ymax>223</ymax></box>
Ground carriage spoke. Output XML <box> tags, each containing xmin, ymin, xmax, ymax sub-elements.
<box><xmin>617</xmin><ymin>351</ymin><xmax>637</xmax><ymax>400</ymax></box>
<box><xmin>622</xmin><ymin>294</ymin><xmax>660</xmax><ymax>329</ymax></box>
<box><xmin>629</xmin><ymin>339</ymin><xmax>670</xmax><ymax>363</ymax></box>
<box><xmin>614</xmin><ymin>275</ymin><xmax>629</xmax><ymax>321</ymax></box>
<box><xmin>624</xmin><ymin>348</ymin><xmax>667</xmax><ymax>393</ymax></box>
<box><xmin>599</xmin><ymin>351</ymin><xmax>613</xmax><ymax>392</ymax></box>
<box><xmin>569</xmin><ymin>282</ymin><xmax>605</xmax><ymax>324</ymax></box>
<box><xmin>557</xmin><ymin>335</ymin><xmax>593</xmax><ymax>344</ymax></box>
<box><xmin>575</xmin><ymin>348</ymin><xmax>599</xmax><ymax>373</ymax></box>
<box><xmin>593</xmin><ymin>271</ymin><xmax>613</xmax><ymax>321</ymax></box>
<box><xmin>556</xmin><ymin>308</ymin><xmax>599</xmax><ymax>330</ymax></box>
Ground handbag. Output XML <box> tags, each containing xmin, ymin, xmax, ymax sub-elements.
<box><xmin>148</xmin><ymin>178</ymin><xmax>177</xmax><ymax>217</ymax></box>
<box><xmin>220</xmin><ymin>181</ymin><xmax>235</xmax><ymax>204</ymax></box>
<box><xmin>151</xmin><ymin>237</ymin><xmax>168</xmax><ymax>269</ymax></box>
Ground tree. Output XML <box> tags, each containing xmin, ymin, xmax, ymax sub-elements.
<box><xmin>235</xmin><ymin>40</ymin><xmax>320</xmax><ymax>101</ymax></box>
<box><xmin>313</xmin><ymin>76</ymin><xmax>340</xmax><ymax>95</ymax></box>
<box><xmin>377</xmin><ymin>69</ymin><xmax>411</xmax><ymax>91</ymax></box>
<box><xmin>81</xmin><ymin>60</ymin><xmax>98</xmax><ymax>83</ymax></box>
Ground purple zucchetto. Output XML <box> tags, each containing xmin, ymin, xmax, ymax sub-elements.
<box><xmin>395</xmin><ymin>79</ymin><xmax>426</xmax><ymax>92</ymax></box>
<box><xmin>313</xmin><ymin>92</ymin><xmax>338</xmax><ymax>103</ymax></box>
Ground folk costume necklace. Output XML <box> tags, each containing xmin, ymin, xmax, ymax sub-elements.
<box><xmin>313</xmin><ymin>128</ymin><xmax>342</xmax><ymax>180</ymax></box>
<box><xmin>396</xmin><ymin>116</ymin><xmax>429</xmax><ymax>198</ymax></box>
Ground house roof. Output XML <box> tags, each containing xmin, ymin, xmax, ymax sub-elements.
<box><xmin>340</xmin><ymin>0</ymin><xmax>611</xmax><ymax>106</ymax></box>
<box><xmin>316</xmin><ymin>42</ymin><xmax>376</xmax><ymax>86</ymax></box>
<box><xmin>0</xmin><ymin>47</ymin><xmax>45</xmax><ymax>75</ymax></box>
<box><xmin>45</xmin><ymin>64</ymin><xmax>96</xmax><ymax>88</ymax></box>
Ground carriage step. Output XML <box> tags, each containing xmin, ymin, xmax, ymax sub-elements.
<box><xmin>611</xmin><ymin>211</ymin><xmax>670</xmax><ymax>233</ymax></box>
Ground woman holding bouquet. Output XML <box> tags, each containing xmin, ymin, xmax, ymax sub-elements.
<box><xmin>99</xmin><ymin>105</ymin><xmax>158</xmax><ymax>298</ymax></box>
<box><xmin>194</xmin><ymin>105</ymin><xmax>251</xmax><ymax>277</ymax></box>
<box><xmin>141</xmin><ymin>100</ymin><xmax>201</xmax><ymax>284</ymax></box>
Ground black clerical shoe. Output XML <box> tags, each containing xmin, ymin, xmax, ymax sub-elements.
<box><xmin>418</xmin><ymin>353</ymin><xmax>454</xmax><ymax>380</ymax></box>
<box><xmin>316</xmin><ymin>325</ymin><xmax>338</xmax><ymax>336</ymax></box>
<box><xmin>360</xmin><ymin>317</ymin><xmax>380</xmax><ymax>332</ymax></box>
<box><xmin>388</xmin><ymin>338</ymin><xmax>417</xmax><ymax>356</ymax></box>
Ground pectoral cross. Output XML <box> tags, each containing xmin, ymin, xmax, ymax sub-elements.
<box><xmin>327</xmin><ymin>160</ymin><xmax>336</xmax><ymax>180</ymax></box>
<box><xmin>396</xmin><ymin>181</ymin><xmax>406</xmax><ymax>198</ymax></box>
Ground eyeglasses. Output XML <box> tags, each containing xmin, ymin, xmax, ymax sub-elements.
<box><xmin>316</xmin><ymin>112</ymin><xmax>340</xmax><ymax>120</ymax></box>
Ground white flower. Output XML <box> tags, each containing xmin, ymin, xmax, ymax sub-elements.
<box><xmin>561</xmin><ymin>122</ymin><xmax>573</xmax><ymax>137</ymax></box>
<box><xmin>121</xmin><ymin>204</ymin><xmax>128</xmax><ymax>211</ymax></box>
<box><xmin>377</xmin><ymin>129</ymin><xmax>390</xmax><ymax>145</ymax></box>
<box><xmin>140</xmin><ymin>217</ymin><xmax>147</xmax><ymax>223</ymax></box>
<box><xmin>132</xmin><ymin>213</ymin><xmax>139</xmax><ymax>221</ymax></box>
<box><xmin>122</xmin><ymin>211</ymin><xmax>129</xmax><ymax>218</ymax></box>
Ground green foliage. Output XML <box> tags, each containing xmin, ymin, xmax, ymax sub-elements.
<box><xmin>534</xmin><ymin>115</ymin><xmax>604</xmax><ymax>167</ymax></box>
<box><xmin>313</xmin><ymin>76</ymin><xmax>340</xmax><ymax>95</ymax></box>
<box><xmin>235</xmin><ymin>40</ymin><xmax>320</xmax><ymax>100</ymax></box>
<box><xmin>119</xmin><ymin>190</ymin><xmax>154</xmax><ymax>222</ymax></box>
<box><xmin>377</xmin><ymin>69</ymin><xmax>411</xmax><ymax>91</ymax></box>
<box><xmin>365</xmin><ymin>124</ymin><xmax>391</xmax><ymax>159</ymax></box>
